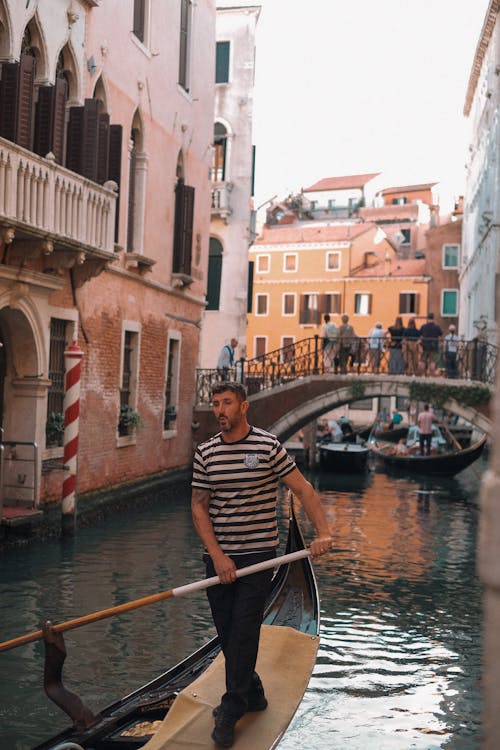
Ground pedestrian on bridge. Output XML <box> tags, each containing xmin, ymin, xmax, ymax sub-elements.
<box><xmin>338</xmin><ymin>314</ymin><xmax>356</xmax><ymax>374</ymax></box>
<box><xmin>321</xmin><ymin>314</ymin><xmax>338</xmax><ymax>373</ymax></box>
<box><xmin>419</xmin><ymin>313</ymin><xmax>443</xmax><ymax>376</ymax></box>
<box><xmin>402</xmin><ymin>318</ymin><xmax>421</xmax><ymax>375</ymax></box>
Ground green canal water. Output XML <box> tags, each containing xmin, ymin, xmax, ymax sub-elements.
<box><xmin>0</xmin><ymin>462</ymin><xmax>484</xmax><ymax>749</ymax></box>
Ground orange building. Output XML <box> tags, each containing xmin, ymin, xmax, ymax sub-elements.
<box><xmin>247</xmin><ymin>221</ymin><xmax>430</xmax><ymax>357</ymax></box>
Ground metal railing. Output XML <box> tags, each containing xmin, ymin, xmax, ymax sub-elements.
<box><xmin>195</xmin><ymin>335</ymin><xmax>498</xmax><ymax>405</ymax></box>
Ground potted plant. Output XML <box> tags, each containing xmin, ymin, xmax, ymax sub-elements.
<box><xmin>118</xmin><ymin>404</ymin><xmax>141</xmax><ymax>436</ymax></box>
<box><xmin>46</xmin><ymin>412</ymin><xmax>65</xmax><ymax>447</ymax></box>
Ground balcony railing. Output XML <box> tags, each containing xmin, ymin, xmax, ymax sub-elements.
<box><xmin>211</xmin><ymin>181</ymin><xmax>232</xmax><ymax>219</ymax></box>
<box><xmin>195</xmin><ymin>335</ymin><xmax>498</xmax><ymax>404</ymax></box>
<box><xmin>0</xmin><ymin>137</ymin><xmax>117</xmax><ymax>256</ymax></box>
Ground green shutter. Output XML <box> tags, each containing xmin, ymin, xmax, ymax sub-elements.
<box><xmin>216</xmin><ymin>41</ymin><xmax>230</xmax><ymax>83</ymax></box>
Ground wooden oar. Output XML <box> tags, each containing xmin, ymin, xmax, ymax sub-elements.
<box><xmin>440</xmin><ymin>423</ymin><xmax>463</xmax><ymax>451</ymax></box>
<box><xmin>0</xmin><ymin>549</ymin><xmax>310</xmax><ymax>653</ymax></box>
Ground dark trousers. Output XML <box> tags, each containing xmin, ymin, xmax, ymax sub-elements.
<box><xmin>205</xmin><ymin>550</ymin><xmax>275</xmax><ymax>718</ymax></box>
<box><xmin>419</xmin><ymin>433</ymin><xmax>432</xmax><ymax>455</ymax></box>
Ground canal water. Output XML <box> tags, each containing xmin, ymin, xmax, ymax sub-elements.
<box><xmin>0</xmin><ymin>461</ymin><xmax>484</xmax><ymax>750</ymax></box>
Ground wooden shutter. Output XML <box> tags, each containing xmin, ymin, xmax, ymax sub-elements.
<box><xmin>0</xmin><ymin>62</ymin><xmax>20</xmax><ymax>142</ymax></box>
<box><xmin>108</xmin><ymin>124</ymin><xmax>123</xmax><ymax>241</ymax></box>
<box><xmin>65</xmin><ymin>99</ymin><xmax>99</xmax><ymax>181</ymax></box>
<box><xmin>215</xmin><ymin>41</ymin><xmax>230</xmax><ymax>83</ymax></box>
<box><xmin>17</xmin><ymin>53</ymin><xmax>35</xmax><ymax>149</ymax></box>
<box><xmin>34</xmin><ymin>78</ymin><xmax>67</xmax><ymax>163</ymax></box>
<box><xmin>173</xmin><ymin>180</ymin><xmax>194</xmax><ymax>275</ymax></box>
<box><xmin>247</xmin><ymin>260</ymin><xmax>254</xmax><ymax>313</ymax></box>
<box><xmin>133</xmin><ymin>0</ymin><xmax>146</xmax><ymax>42</ymax></box>
<box><xmin>0</xmin><ymin>55</ymin><xmax>35</xmax><ymax>147</ymax></box>
<box><xmin>97</xmin><ymin>112</ymin><xmax>110</xmax><ymax>184</ymax></box>
<box><xmin>179</xmin><ymin>0</ymin><xmax>189</xmax><ymax>90</ymax></box>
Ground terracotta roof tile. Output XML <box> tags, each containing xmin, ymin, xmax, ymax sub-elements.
<box><xmin>359</xmin><ymin>204</ymin><xmax>420</xmax><ymax>220</ymax></box>
<box><xmin>353</xmin><ymin>258</ymin><xmax>427</xmax><ymax>277</ymax></box>
<box><xmin>255</xmin><ymin>222</ymin><xmax>375</xmax><ymax>245</ymax></box>
<box><xmin>379</xmin><ymin>183</ymin><xmax>438</xmax><ymax>194</ymax></box>
<box><xmin>303</xmin><ymin>173</ymin><xmax>381</xmax><ymax>192</ymax></box>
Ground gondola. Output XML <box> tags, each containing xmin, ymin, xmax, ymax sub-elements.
<box><xmin>33</xmin><ymin>503</ymin><xmax>320</xmax><ymax>750</ymax></box>
<box><xmin>318</xmin><ymin>441</ymin><xmax>370</xmax><ymax>473</ymax></box>
<box><xmin>369</xmin><ymin>432</ymin><xmax>487</xmax><ymax>477</ymax></box>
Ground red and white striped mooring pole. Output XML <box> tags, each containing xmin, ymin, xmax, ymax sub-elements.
<box><xmin>61</xmin><ymin>340</ymin><xmax>84</xmax><ymax>536</ymax></box>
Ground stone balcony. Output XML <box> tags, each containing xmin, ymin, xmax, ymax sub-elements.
<box><xmin>0</xmin><ymin>137</ymin><xmax>118</xmax><ymax>286</ymax></box>
<box><xmin>211</xmin><ymin>180</ymin><xmax>233</xmax><ymax>221</ymax></box>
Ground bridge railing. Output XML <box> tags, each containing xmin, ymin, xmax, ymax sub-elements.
<box><xmin>195</xmin><ymin>335</ymin><xmax>498</xmax><ymax>405</ymax></box>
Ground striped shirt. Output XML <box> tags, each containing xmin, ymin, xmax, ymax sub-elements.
<box><xmin>192</xmin><ymin>426</ymin><xmax>296</xmax><ymax>554</ymax></box>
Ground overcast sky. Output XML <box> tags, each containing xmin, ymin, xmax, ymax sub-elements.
<box><xmin>252</xmin><ymin>0</ymin><xmax>490</xmax><ymax>213</ymax></box>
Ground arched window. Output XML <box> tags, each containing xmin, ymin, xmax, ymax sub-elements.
<box><xmin>206</xmin><ymin>238</ymin><xmax>223</xmax><ymax>310</ymax></box>
<box><xmin>0</xmin><ymin>27</ymin><xmax>35</xmax><ymax>149</ymax></box>
<box><xmin>33</xmin><ymin>50</ymin><xmax>69</xmax><ymax>163</ymax></box>
<box><xmin>126</xmin><ymin>112</ymin><xmax>146</xmax><ymax>253</ymax></box>
<box><xmin>211</xmin><ymin>123</ymin><xmax>227</xmax><ymax>181</ymax></box>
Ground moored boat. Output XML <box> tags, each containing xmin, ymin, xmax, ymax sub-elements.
<box><xmin>319</xmin><ymin>441</ymin><xmax>370</xmax><ymax>473</ymax></box>
<box><xmin>370</xmin><ymin>429</ymin><xmax>487</xmax><ymax>477</ymax></box>
<box><xmin>32</xmin><ymin>504</ymin><xmax>319</xmax><ymax>750</ymax></box>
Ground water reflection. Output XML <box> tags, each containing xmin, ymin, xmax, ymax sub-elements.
<box><xmin>0</xmin><ymin>465</ymin><xmax>483</xmax><ymax>749</ymax></box>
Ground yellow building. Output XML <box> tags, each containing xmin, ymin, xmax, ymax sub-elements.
<box><xmin>247</xmin><ymin>221</ymin><xmax>430</xmax><ymax>358</ymax></box>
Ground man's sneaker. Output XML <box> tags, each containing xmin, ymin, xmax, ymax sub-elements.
<box><xmin>211</xmin><ymin>709</ymin><xmax>237</xmax><ymax>748</ymax></box>
<box><xmin>213</xmin><ymin>694</ymin><xmax>267</xmax><ymax>718</ymax></box>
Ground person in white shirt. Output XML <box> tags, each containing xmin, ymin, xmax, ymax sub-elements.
<box><xmin>367</xmin><ymin>323</ymin><xmax>385</xmax><ymax>374</ymax></box>
<box><xmin>443</xmin><ymin>325</ymin><xmax>459</xmax><ymax>379</ymax></box>
<box><xmin>321</xmin><ymin>314</ymin><xmax>338</xmax><ymax>373</ymax></box>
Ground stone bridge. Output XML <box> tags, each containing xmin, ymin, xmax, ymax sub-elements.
<box><xmin>193</xmin><ymin>374</ymin><xmax>493</xmax><ymax>444</ymax></box>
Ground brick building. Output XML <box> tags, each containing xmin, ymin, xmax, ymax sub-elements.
<box><xmin>0</xmin><ymin>0</ymin><xmax>215</xmax><ymax>519</ymax></box>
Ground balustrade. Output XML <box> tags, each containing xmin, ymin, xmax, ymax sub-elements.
<box><xmin>0</xmin><ymin>137</ymin><xmax>116</xmax><ymax>254</ymax></box>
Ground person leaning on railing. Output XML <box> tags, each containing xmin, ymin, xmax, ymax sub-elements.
<box><xmin>401</xmin><ymin>318</ymin><xmax>421</xmax><ymax>376</ymax></box>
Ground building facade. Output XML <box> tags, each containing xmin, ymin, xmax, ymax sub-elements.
<box><xmin>0</xmin><ymin>0</ymin><xmax>215</xmax><ymax>515</ymax></box>
<box><xmin>198</xmin><ymin>1</ymin><xmax>260</xmax><ymax>369</ymax></box>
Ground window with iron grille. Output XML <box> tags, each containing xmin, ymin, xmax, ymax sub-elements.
<box><xmin>120</xmin><ymin>331</ymin><xmax>134</xmax><ymax>409</ymax></box>
<box><xmin>164</xmin><ymin>337</ymin><xmax>180</xmax><ymax>431</ymax></box>
<box><xmin>47</xmin><ymin>319</ymin><xmax>68</xmax><ymax>417</ymax></box>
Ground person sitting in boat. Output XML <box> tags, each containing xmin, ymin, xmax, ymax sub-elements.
<box><xmin>191</xmin><ymin>381</ymin><xmax>332</xmax><ymax>748</ymax></box>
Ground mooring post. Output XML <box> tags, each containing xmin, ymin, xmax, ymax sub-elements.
<box><xmin>61</xmin><ymin>339</ymin><xmax>84</xmax><ymax>537</ymax></box>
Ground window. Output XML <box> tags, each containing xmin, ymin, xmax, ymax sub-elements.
<box><xmin>119</xmin><ymin>327</ymin><xmax>140</xmax><ymax>435</ymax></box>
<box><xmin>283</xmin><ymin>253</ymin><xmax>297</xmax><ymax>272</ymax></box>
<box><xmin>392</xmin><ymin>197</ymin><xmax>407</xmax><ymax>205</ymax></box>
<box><xmin>354</xmin><ymin>293</ymin><xmax>372</xmax><ymax>314</ymax></box>
<box><xmin>327</xmin><ymin>199</ymin><xmax>336</xmax><ymax>209</ymax></box>
<box><xmin>0</xmin><ymin>51</ymin><xmax>35</xmax><ymax>150</ymax></box>
<box><xmin>206</xmin><ymin>238</ymin><xmax>223</xmax><ymax>310</ymax></box>
<box><xmin>442</xmin><ymin>289</ymin><xmax>458</xmax><ymax>316</ymax></box>
<box><xmin>173</xmin><ymin>178</ymin><xmax>195</xmax><ymax>276</ymax></box>
<box><xmin>256</xmin><ymin>294</ymin><xmax>268</xmax><ymax>316</ymax></box>
<box><xmin>443</xmin><ymin>244</ymin><xmax>459</xmax><ymax>269</ymax></box>
<box><xmin>283</xmin><ymin>293</ymin><xmax>295</xmax><ymax>316</ymax></box>
<box><xmin>216</xmin><ymin>41</ymin><xmax>230</xmax><ymax>83</ymax></box>
<box><xmin>133</xmin><ymin>0</ymin><xmax>148</xmax><ymax>43</ymax></box>
<box><xmin>326</xmin><ymin>252</ymin><xmax>340</xmax><ymax>271</ymax></box>
<box><xmin>299</xmin><ymin>293</ymin><xmax>320</xmax><ymax>324</ymax></box>
<box><xmin>164</xmin><ymin>335</ymin><xmax>180</xmax><ymax>432</ymax></box>
<box><xmin>178</xmin><ymin>0</ymin><xmax>192</xmax><ymax>92</ymax></box>
<box><xmin>399</xmin><ymin>292</ymin><xmax>419</xmax><ymax>315</ymax></box>
<box><xmin>46</xmin><ymin>319</ymin><xmax>69</xmax><ymax>446</ymax></box>
<box><xmin>256</xmin><ymin>254</ymin><xmax>270</xmax><ymax>273</ymax></box>
<box><xmin>400</xmin><ymin>229</ymin><xmax>411</xmax><ymax>244</ymax></box>
<box><xmin>211</xmin><ymin>123</ymin><xmax>227</xmax><ymax>181</ymax></box>
<box><xmin>324</xmin><ymin>293</ymin><xmax>341</xmax><ymax>314</ymax></box>
<box><xmin>255</xmin><ymin>337</ymin><xmax>267</xmax><ymax>358</ymax></box>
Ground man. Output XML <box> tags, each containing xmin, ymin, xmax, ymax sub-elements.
<box><xmin>367</xmin><ymin>322</ymin><xmax>385</xmax><ymax>374</ymax></box>
<box><xmin>191</xmin><ymin>382</ymin><xmax>332</xmax><ymax>748</ymax></box>
<box><xmin>321</xmin><ymin>313</ymin><xmax>338</xmax><ymax>373</ymax></box>
<box><xmin>417</xmin><ymin>403</ymin><xmax>435</xmax><ymax>456</ymax></box>
<box><xmin>217</xmin><ymin>338</ymin><xmax>238</xmax><ymax>381</ymax></box>
<box><xmin>443</xmin><ymin>324</ymin><xmax>459</xmax><ymax>378</ymax></box>
<box><xmin>338</xmin><ymin>314</ymin><xmax>355</xmax><ymax>374</ymax></box>
<box><xmin>419</xmin><ymin>312</ymin><xmax>443</xmax><ymax>376</ymax></box>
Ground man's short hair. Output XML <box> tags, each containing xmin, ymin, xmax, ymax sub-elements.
<box><xmin>211</xmin><ymin>381</ymin><xmax>247</xmax><ymax>402</ymax></box>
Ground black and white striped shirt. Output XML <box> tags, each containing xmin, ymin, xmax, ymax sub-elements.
<box><xmin>192</xmin><ymin>426</ymin><xmax>296</xmax><ymax>554</ymax></box>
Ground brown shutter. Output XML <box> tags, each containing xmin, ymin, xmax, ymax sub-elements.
<box><xmin>0</xmin><ymin>62</ymin><xmax>20</xmax><ymax>142</ymax></box>
<box><xmin>65</xmin><ymin>99</ymin><xmax>99</xmax><ymax>180</ymax></box>
<box><xmin>108</xmin><ymin>124</ymin><xmax>123</xmax><ymax>241</ymax></box>
<box><xmin>52</xmin><ymin>78</ymin><xmax>67</xmax><ymax>164</ymax></box>
<box><xmin>415</xmin><ymin>293</ymin><xmax>420</xmax><ymax>315</ymax></box>
<box><xmin>17</xmin><ymin>53</ymin><xmax>35</xmax><ymax>149</ymax></box>
<box><xmin>368</xmin><ymin>294</ymin><xmax>372</xmax><ymax>314</ymax></box>
<box><xmin>34</xmin><ymin>78</ymin><xmax>67</xmax><ymax>163</ymax></box>
<box><xmin>173</xmin><ymin>180</ymin><xmax>194</xmax><ymax>275</ymax></box>
<box><xmin>97</xmin><ymin>112</ymin><xmax>110</xmax><ymax>184</ymax></box>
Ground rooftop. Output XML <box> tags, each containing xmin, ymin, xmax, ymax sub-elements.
<box><xmin>303</xmin><ymin>173</ymin><xmax>381</xmax><ymax>192</ymax></box>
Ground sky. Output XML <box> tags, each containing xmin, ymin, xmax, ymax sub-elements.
<box><xmin>252</xmin><ymin>0</ymin><xmax>491</xmax><ymax>214</ymax></box>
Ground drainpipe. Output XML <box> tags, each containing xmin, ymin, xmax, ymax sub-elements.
<box><xmin>61</xmin><ymin>340</ymin><xmax>84</xmax><ymax>536</ymax></box>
